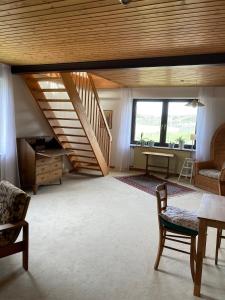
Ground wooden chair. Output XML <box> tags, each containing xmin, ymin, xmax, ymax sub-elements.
<box><xmin>194</xmin><ymin>123</ymin><xmax>225</xmax><ymax>195</ymax></box>
<box><xmin>154</xmin><ymin>183</ymin><xmax>199</xmax><ymax>281</ymax></box>
<box><xmin>0</xmin><ymin>180</ymin><xmax>30</xmax><ymax>270</ymax></box>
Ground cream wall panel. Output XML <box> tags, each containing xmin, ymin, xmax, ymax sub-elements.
<box><xmin>132</xmin><ymin>146</ymin><xmax>194</xmax><ymax>175</ymax></box>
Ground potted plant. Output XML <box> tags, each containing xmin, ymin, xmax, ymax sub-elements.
<box><xmin>169</xmin><ymin>141</ymin><xmax>175</xmax><ymax>148</ymax></box>
<box><xmin>148</xmin><ymin>140</ymin><xmax>154</xmax><ymax>147</ymax></box>
<box><xmin>177</xmin><ymin>136</ymin><xmax>185</xmax><ymax>149</ymax></box>
<box><xmin>140</xmin><ymin>132</ymin><xmax>145</xmax><ymax>146</ymax></box>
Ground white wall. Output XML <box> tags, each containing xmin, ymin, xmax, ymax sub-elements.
<box><xmin>196</xmin><ymin>87</ymin><xmax>225</xmax><ymax>160</ymax></box>
<box><xmin>98</xmin><ymin>89</ymin><xmax>122</xmax><ymax>167</ymax></box>
<box><xmin>13</xmin><ymin>75</ymin><xmax>51</xmax><ymax>137</ymax></box>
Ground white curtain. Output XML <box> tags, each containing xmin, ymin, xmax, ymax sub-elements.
<box><xmin>114</xmin><ymin>88</ymin><xmax>133</xmax><ymax>171</ymax></box>
<box><xmin>0</xmin><ymin>64</ymin><xmax>19</xmax><ymax>185</ymax></box>
<box><xmin>196</xmin><ymin>87</ymin><xmax>225</xmax><ymax>161</ymax></box>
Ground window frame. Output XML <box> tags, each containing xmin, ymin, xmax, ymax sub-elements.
<box><xmin>131</xmin><ymin>99</ymin><xmax>196</xmax><ymax>149</ymax></box>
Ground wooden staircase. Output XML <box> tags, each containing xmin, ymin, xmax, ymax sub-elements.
<box><xmin>23</xmin><ymin>72</ymin><xmax>112</xmax><ymax>176</ymax></box>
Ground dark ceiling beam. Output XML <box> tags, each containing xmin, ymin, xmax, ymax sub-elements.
<box><xmin>11</xmin><ymin>53</ymin><xmax>225</xmax><ymax>74</ymax></box>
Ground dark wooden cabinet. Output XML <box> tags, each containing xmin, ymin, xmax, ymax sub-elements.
<box><xmin>17</xmin><ymin>136</ymin><xmax>67</xmax><ymax>194</ymax></box>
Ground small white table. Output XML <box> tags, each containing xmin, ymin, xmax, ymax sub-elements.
<box><xmin>142</xmin><ymin>151</ymin><xmax>175</xmax><ymax>178</ymax></box>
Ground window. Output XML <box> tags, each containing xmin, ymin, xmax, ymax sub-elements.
<box><xmin>134</xmin><ymin>101</ymin><xmax>163</xmax><ymax>142</ymax></box>
<box><xmin>131</xmin><ymin>99</ymin><xmax>197</xmax><ymax>148</ymax></box>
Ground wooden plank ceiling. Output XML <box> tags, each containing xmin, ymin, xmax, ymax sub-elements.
<box><xmin>1</xmin><ymin>0</ymin><xmax>225</xmax><ymax>66</ymax></box>
<box><xmin>91</xmin><ymin>74</ymin><xmax>123</xmax><ymax>89</ymax></box>
<box><xmin>2</xmin><ymin>0</ymin><xmax>225</xmax><ymax>88</ymax></box>
<box><xmin>91</xmin><ymin>64</ymin><xmax>225</xmax><ymax>87</ymax></box>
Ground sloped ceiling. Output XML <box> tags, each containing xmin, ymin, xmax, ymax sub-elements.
<box><xmin>91</xmin><ymin>64</ymin><xmax>225</xmax><ymax>87</ymax></box>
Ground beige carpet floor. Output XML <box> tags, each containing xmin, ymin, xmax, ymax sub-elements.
<box><xmin>0</xmin><ymin>172</ymin><xmax>225</xmax><ymax>300</ymax></box>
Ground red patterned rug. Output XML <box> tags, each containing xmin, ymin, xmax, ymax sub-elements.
<box><xmin>115</xmin><ymin>174</ymin><xmax>195</xmax><ymax>196</ymax></box>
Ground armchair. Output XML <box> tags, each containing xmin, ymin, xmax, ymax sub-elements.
<box><xmin>194</xmin><ymin>123</ymin><xmax>225</xmax><ymax>195</ymax></box>
<box><xmin>0</xmin><ymin>180</ymin><xmax>30</xmax><ymax>270</ymax></box>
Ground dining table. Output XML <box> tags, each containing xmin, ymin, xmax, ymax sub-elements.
<box><xmin>194</xmin><ymin>193</ymin><xmax>225</xmax><ymax>297</ymax></box>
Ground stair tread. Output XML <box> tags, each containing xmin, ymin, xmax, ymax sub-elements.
<box><xmin>38</xmin><ymin>99</ymin><xmax>70</xmax><ymax>102</ymax></box>
<box><xmin>42</xmin><ymin>109</ymin><xmax>74</xmax><ymax>112</ymax></box>
<box><xmin>70</xmin><ymin>155</ymin><xmax>95</xmax><ymax>159</ymax></box>
<box><xmin>74</xmin><ymin>165</ymin><xmax>101</xmax><ymax>171</ymax></box>
<box><xmin>61</xmin><ymin>139</ymin><xmax>87</xmax><ymax>143</ymax></box>
<box><xmin>57</xmin><ymin>134</ymin><xmax>84</xmax><ymax>137</ymax></box>
<box><xmin>60</xmin><ymin>136</ymin><xmax>86</xmax><ymax>139</ymax></box>
<box><xmin>29</xmin><ymin>76</ymin><xmax>61</xmax><ymax>81</ymax></box>
<box><xmin>66</xmin><ymin>148</ymin><xmax>92</xmax><ymax>152</ymax></box>
<box><xmin>34</xmin><ymin>88</ymin><xmax>66</xmax><ymax>92</ymax></box>
<box><xmin>53</xmin><ymin>126</ymin><xmax>82</xmax><ymax>129</ymax></box>
<box><xmin>47</xmin><ymin>117</ymin><xmax>79</xmax><ymax>121</ymax></box>
<box><xmin>61</xmin><ymin>141</ymin><xmax>89</xmax><ymax>145</ymax></box>
<box><xmin>72</xmin><ymin>160</ymin><xmax>97</xmax><ymax>165</ymax></box>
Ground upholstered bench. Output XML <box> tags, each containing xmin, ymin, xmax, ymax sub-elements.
<box><xmin>195</xmin><ymin>162</ymin><xmax>225</xmax><ymax>194</ymax></box>
<box><xmin>199</xmin><ymin>169</ymin><xmax>221</xmax><ymax>180</ymax></box>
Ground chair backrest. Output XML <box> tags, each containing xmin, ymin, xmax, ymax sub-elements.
<box><xmin>210</xmin><ymin>123</ymin><xmax>225</xmax><ymax>169</ymax></box>
<box><xmin>0</xmin><ymin>180</ymin><xmax>30</xmax><ymax>246</ymax></box>
<box><xmin>155</xmin><ymin>183</ymin><xmax>168</xmax><ymax>215</ymax></box>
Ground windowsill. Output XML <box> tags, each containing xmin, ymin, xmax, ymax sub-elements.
<box><xmin>130</xmin><ymin>144</ymin><xmax>195</xmax><ymax>152</ymax></box>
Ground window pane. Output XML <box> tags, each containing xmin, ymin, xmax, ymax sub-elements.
<box><xmin>166</xmin><ymin>102</ymin><xmax>197</xmax><ymax>145</ymax></box>
<box><xmin>135</xmin><ymin>101</ymin><xmax>163</xmax><ymax>142</ymax></box>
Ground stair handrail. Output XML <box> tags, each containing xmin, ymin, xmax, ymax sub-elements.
<box><xmin>87</xmin><ymin>73</ymin><xmax>112</xmax><ymax>142</ymax></box>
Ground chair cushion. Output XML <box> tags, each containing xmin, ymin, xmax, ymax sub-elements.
<box><xmin>0</xmin><ymin>181</ymin><xmax>30</xmax><ymax>246</ymax></box>
<box><xmin>160</xmin><ymin>206</ymin><xmax>199</xmax><ymax>232</ymax></box>
<box><xmin>199</xmin><ymin>169</ymin><xmax>221</xmax><ymax>179</ymax></box>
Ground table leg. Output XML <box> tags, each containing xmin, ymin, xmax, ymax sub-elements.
<box><xmin>194</xmin><ymin>219</ymin><xmax>208</xmax><ymax>297</ymax></box>
<box><xmin>145</xmin><ymin>155</ymin><xmax>149</xmax><ymax>176</ymax></box>
<box><xmin>203</xmin><ymin>226</ymin><xmax>207</xmax><ymax>258</ymax></box>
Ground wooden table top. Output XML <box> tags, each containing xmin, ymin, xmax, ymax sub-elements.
<box><xmin>142</xmin><ymin>151</ymin><xmax>174</xmax><ymax>158</ymax></box>
<box><xmin>37</xmin><ymin>149</ymin><xmax>75</xmax><ymax>158</ymax></box>
<box><xmin>198</xmin><ymin>194</ymin><xmax>225</xmax><ymax>223</ymax></box>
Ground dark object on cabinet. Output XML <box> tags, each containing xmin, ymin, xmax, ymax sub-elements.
<box><xmin>17</xmin><ymin>136</ymin><xmax>66</xmax><ymax>194</ymax></box>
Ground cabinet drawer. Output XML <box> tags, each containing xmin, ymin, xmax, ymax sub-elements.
<box><xmin>36</xmin><ymin>161</ymin><xmax>62</xmax><ymax>175</ymax></box>
<box><xmin>36</xmin><ymin>169</ymin><xmax>62</xmax><ymax>185</ymax></box>
<box><xmin>36</xmin><ymin>156</ymin><xmax>61</xmax><ymax>167</ymax></box>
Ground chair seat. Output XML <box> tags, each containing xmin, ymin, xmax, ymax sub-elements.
<box><xmin>199</xmin><ymin>169</ymin><xmax>221</xmax><ymax>179</ymax></box>
<box><xmin>160</xmin><ymin>206</ymin><xmax>199</xmax><ymax>234</ymax></box>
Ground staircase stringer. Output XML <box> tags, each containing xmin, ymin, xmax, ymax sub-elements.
<box><xmin>61</xmin><ymin>73</ymin><xmax>109</xmax><ymax>176</ymax></box>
